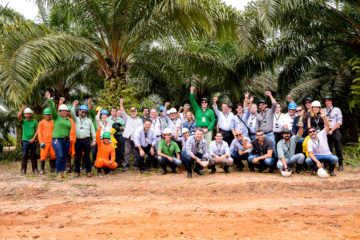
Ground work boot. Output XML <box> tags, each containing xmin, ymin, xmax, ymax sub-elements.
<box><xmin>161</xmin><ymin>166</ymin><xmax>167</xmax><ymax>175</ymax></box>
<box><xmin>257</xmin><ymin>162</ymin><xmax>265</xmax><ymax>173</ymax></box>
<box><xmin>338</xmin><ymin>159</ymin><xmax>344</xmax><ymax>171</ymax></box>
<box><xmin>238</xmin><ymin>161</ymin><xmax>244</xmax><ymax>171</ymax></box>
<box><xmin>40</xmin><ymin>161</ymin><xmax>45</xmax><ymax>175</ymax></box>
<box><xmin>268</xmin><ymin>166</ymin><xmax>274</xmax><ymax>173</ymax></box>
<box><xmin>66</xmin><ymin>155</ymin><xmax>72</xmax><ymax>173</ymax></box>
<box><xmin>194</xmin><ymin>165</ymin><xmax>203</xmax><ymax>175</ymax></box>
<box><xmin>296</xmin><ymin>164</ymin><xmax>302</xmax><ymax>174</ymax></box>
<box><xmin>329</xmin><ymin>164</ymin><xmax>336</xmax><ymax>177</ymax></box>
<box><xmin>210</xmin><ymin>165</ymin><xmax>216</xmax><ymax>174</ymax></box>
<box><xmin>50</xmin><ymin>160</ymin><xmax>56</xmax><ymax>173</ymax></box>
<box><xmin>21</xmin><ymin>156</ymin><xmax>27</xmax><ymax>175</ymax></box>
<box><xmin>31</xmin><ymin>155</ymin><xmax>38</xmax><ymax>174</ymax></box>
<box><xmin>248</xmin><ymin>162</ymin><xmax>255</xmax><ymax>172</ymax></box>
<box><xmin>223</xmin><ymin>165</ymin><xmax>230</xmax><ymax>173</ymax></box>
<box><xmin>311</xmin><ymin>167</ymin><xmax>318</xmax><ymax>175</ymax></box>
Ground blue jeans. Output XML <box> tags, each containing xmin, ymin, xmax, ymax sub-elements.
<box><xmin>52</xmin><ymin>138</ymin><xmax>70</xmax><ymax>173</ymax></box>
<box><xmin>248</xmin><ymin>154</ymin><xmax>275</xmax><ymax>167</ymax></box>
<box><xmin>305</xmin><ymin>154</ymin><xmax>338</xmax><ymax>167</ymax></box>
<box><xmin>183</xmin><ymin>152</ymin><xmax>207</xmax><ymax>171</ymax></box>
<box><xmin>75</xmin><ymin>138</ymin><xmax>92</xmax><ymax>173</ymax></box>
<box><xmin>265</xmin><ymin>132</ymin><xmax>277</xmax><ymax>157</ymax></box>
<box><xmin>277</xmin><ymin>153</ymin><xmax>305</xmax><ymax>170</ymax></box>
<box><xmin>158</xmin><ymin>156</ymin><xmax>182</xmax><ymax>171</ymax></box>
<box><xmin>21</xmin><ymin>141</ymin><xmax>36</xmax><ymax>158</ymax></box>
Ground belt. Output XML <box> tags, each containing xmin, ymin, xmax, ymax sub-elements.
<box><xmin>156</xmin><ymin>135</ymin><xmax>162</xmax><ymax>137</ymax></box>
<box><xmin>77</xmin><ymin>137</ymin><xmax>91</xmax><ymax>140</ymax></box>
<box><xmin>264</xmin><ymin>131</ymin><xmax>273</xmax><ymax>135</ymax></box>
<box><xmin>220</xmin><ymin>129</ymin><xmax>232</xmax><ymax>132</ymax></box>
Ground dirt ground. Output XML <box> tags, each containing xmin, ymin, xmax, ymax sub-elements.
<box><xmin>0</xmin><ymin>162</ymin><xmax>360</xmax><ymax>240</ymax></box>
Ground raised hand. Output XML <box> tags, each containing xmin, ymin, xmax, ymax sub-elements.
<box><xmin>59</xmin><ymin>97</ymin><xmax>65</xmax><ymax>102</ymax></box>
<box><xmin>165</xmin><ymin>102</ymin><xmax>170</xmax><ymax>108</ymax></box>
<box><xmin>213</xmin><ymin>97</ymin><xmax>218</xmax><ymax>103</ymax></box>
<box><xmin>88</xmin><ymin>98</ymin><xmax>92</xmax><ymax>103</ymax></box>
<box><xmin>190</xmin><ymin>86</ymin><xmax>195</xmax><ymax>93</ymax></box>
<box><xmin>265</xmin><ymin>91</ymin><xmax>272</xmax><ymax>96</ymax></box>
<box><xmin>73</xmin><ymin>100</ymin><xmax>79</xmax><ymax>106</ymax></box>
<box><xmin>245</xmin><ymin>92</ymin><xmax>250</xmax><ymax>99</ymax></box>
<box><xmin>320</xmin><ymin>109</ymin><xmax>326</xmax><ymax>118</ymax></box>
<box><xmin>45</xmin><ymin>91</ymin><xmax>51</xmax><ymax>99</ymax></box>
<box><xmin>120</xmin><ymin>98</ymin><xmax>124</xmax><ymax>104</ymax></box>
<box><xmin>249</xmin><ymin>96</ymin><xmax>254</xmax><ymax>103</ymax></box>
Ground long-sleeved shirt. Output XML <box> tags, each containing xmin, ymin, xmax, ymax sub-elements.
<box><xmin>247</xmin><ymin>113</ymin><xmax>258</xmax><ymax>135</ymax></box>
<box><xmin>96</xmin><ymin>117</ymin><xmax>112</xmax><ymax>142</ymax></box>
<box><xmin>323</xmin><ymin>106</ymin><xmax>342</xmax><ymax>129</ymax></box>
<box><xmin>121</xmin><ymin>111</ymin><xmax>143</xmax><ymax>140</ymax></box>
<box><xmin>48</xmin><ymin>99</ymin><xmax>71</xmax><ymax>138</ymax></box>
<box><xmin>182</xmin><ymin>137</ymin><xmax>189</xmax><ymax>152</ymax></box>
<box><xmin>256</xmin><ymin>103</ymin><xmax>277</xmax><ymax>133</ymax></box>
<box><xmin>133</xmin><ymin>126</ymin><xmax>156</xmax><ymax>147</ymax></box>
<box><xmin>150</xmin><ymin>117</ymin><xmax>164</xmax><ymax>137</ymax></box>
<box><xmin>183</xmin><ymin>120</ymin><xmax>197</xmax><ymax>135</ymax></box>
<box><xmin>213</xmin><ymin>106</ymin><xmax>234</xmax><ymax>131</ymax></box>
<box><xmin>38</xmin><ymin>120</ymin><xmax>53</xmax><ymax>143</ymax></box>
<box><xmin>273</xmin><ymin>113</ymin><xmax>286</xmax><ymax>133</ymax></box>
<box><xmin>231</xmin><ymin>109</ymin><xmax>250</xmax><ymax>136</ymax></box>
<box><xmin>106</xmin><ymin>116</ymin><xmax>126</xmax><ymax>135</ymax></box>
<box><xmin>164</xmin><ymin>114</ymin><xmax>182</xmax><ymax>137</ymax></box>
<box><xmin>229</xmin><ymin>137</ymin><xmax>252</xmax><ymax>154</ymax></box>
<box><xmin>71</xmin><ymin>108</ymin><xmax>96</xmax><ymax>141</ymax></box>
<box><xmin>190</xmin><ymin>93</ymin><xmax>215</xmax><ymax>130</ymax></box>
<box><xmin>185</xmin><ymin>135</ymin><xmax>208</xmax><ymax>158</ymax></box>
<box><xmin>277</xmin><ymin>134</ymin><xmax>301</xmax><ymax>159</ymax></box>
<box><xmin>209</xmin><ymin>140</ymin><xmax>230</xmax><ymax>156</ymax></box>
<box><xmin>96</xmin><ymin>128</ymin><xmax>115</xmax><ymax>162</ymax></box>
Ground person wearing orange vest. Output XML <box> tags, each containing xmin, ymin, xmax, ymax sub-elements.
<box><xmin>94</xmin><ymin>125</ymin><xmax>117</xmax><ymax>176</ymax></box>
<box><xmin>38</xmin><ymin>108</ymin><xmax>56</xmax><ymax>174</ymax></box>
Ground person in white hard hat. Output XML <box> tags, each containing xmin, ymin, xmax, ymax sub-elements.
<box><xmin>163</xmin><ymin>102</ymin><xmax>183</xmax><ymax>147</ymax></box>
<box><xmin>17</xmin><ymin>105</ymin><xmax>38</xmax><ymax>174</ymax></box>
<box><xmin>308</xmin><ymin>101</ymin><xmax>324</xmax><ymax>132</ymax></box>
<box><xmin>208</xmin><ymin>132</ymin><xmax>233</xmax><ymax>174</ymax></box>
<box><xmin>305</xmin><ymin>109</ymin><xmax>338</xmax><ymax>176</ymax></box>
<box><xmin>157</xmin><ymin>128</ymin><xmax>182</xmax><ymax>175</ymax></box>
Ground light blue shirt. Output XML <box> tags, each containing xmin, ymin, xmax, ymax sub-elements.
<box><xmin>209</xmin><ymin>140</ymin><xmax>230</xmax><ymax>156</ymax></box>
<box><xmin>134</xmin><ymin>126</ymin><xmax>156</xmax><ymax>148</ymax></box>
<box><xmin>231</xmin><ymin>108</ymin><xmax>250</xmax><ymax>136</ymax></box>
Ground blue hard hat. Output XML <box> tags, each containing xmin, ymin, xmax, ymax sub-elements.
<box><xmin>100</xmin><ymin>109</ymin><xmax>109</xmax><ymax>115</ymax></box>
<box><xmin>288</xmin><ymin>102</ymin><xmax>297</xmax><ymax>110</ymax></box>
<box><xmin>79</xmin><ymin>105</ymin><xmax>88</xmax><ymax>111</ymax></box>
<box><xmin>159</xmin><ymin>106</ymin><xmax>164</xmax><ymax>111</ymax></box>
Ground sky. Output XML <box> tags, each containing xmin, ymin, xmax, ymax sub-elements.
<box><xmin>0</xmin><ymin>0</ymin><xmax>251</xmax><ymax>20</ymax></box>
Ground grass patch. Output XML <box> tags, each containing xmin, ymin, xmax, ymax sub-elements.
<box><xmin>72</xmin><ymin>183</ymin><xmax>97</xmax><ymax>187</ymax></box>
<box><xmin>343</xmin><ymin>144</ymin><xmax>360</xmax><ymax>167</ymax></box>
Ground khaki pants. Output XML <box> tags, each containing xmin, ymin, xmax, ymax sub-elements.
<box><xmin>204</xmin><ymin>130</ymin><xmax>212</xmax><ymax>148</ymax></box>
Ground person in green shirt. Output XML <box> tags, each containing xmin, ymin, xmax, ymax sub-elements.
<box><xmin>189</xmin><ymin>86</ymin><xmax>215</xmax><ymax>147</ymax></box>
<box><xmin>46</xmin><ymin>92</ymin><xmax>72</xmax><ymax>179</ymax></box>
<box><xmin>17</xmin><ymin>105</ymin><xmax>38</xmax><ymax>174</ymax></box>
<box><xmin>157</xmin><ymin>128</ymin><xmax>182</xmax><ymax>175</ymax></box>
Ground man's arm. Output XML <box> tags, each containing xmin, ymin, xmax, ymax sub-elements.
<box><xmin>321</xmin><ymin>109</ymin><xmax>330</xmax><ymax>132</ymax></box>
<box><xmin>257</xmin><ymin>149</ymin><xmax>273</xmax><ymax>160</ymax></box>
<box><xmin>119</xmin><ymin>99</ymin><xmax>128</xmax><ymax>121</ymax></box>
<box><xmin>17</xmin><ymin>105</ymin><xmax>26</xmax><ymax>122</ymax></box>
<box><xmin>71</xmin><ymin>100</ymin><xmax>79</xmax><ymax>121</ymax></box>
<box><xmin>212</xmin><ymin>97</ymin><xmax>220</xmax><ymax>117</ymax></box>
<box><xmin>189</xmin><ymin>86</ymin><xmax>200</xmax><ymax>112</ymax></box>
<box><xmin>308</xmin><ymin>151</ymin><xmax>322</xmax><ymax>168</ymax></box>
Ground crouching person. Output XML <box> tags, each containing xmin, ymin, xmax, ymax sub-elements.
<box><xmin>157</xmin><ymin>128</ymin><xmax>182</xmax><ymax>175</ymax></box>
<box><xmin>244</xmin><ymin>130</ymin><xmax>275</xmax><ymax>173</ymax></box>
<box><xmin>230</xmin><ymin>130</ymin><xmax>251</xmax><ymax>171</ymax></box>
<box><xmin>184</xmin><ymin>128</ymin><xmax>209</xmax><ymax>178</ymax></box>
<box><xmin>94</xmin><ymin>126</ymin><xmax>117</xmax><ymax>175</ymax></box>
<box><xmin>209</xmin><ymin>132</ymin><xmax>233</xmax><ymax>174</ymax></box>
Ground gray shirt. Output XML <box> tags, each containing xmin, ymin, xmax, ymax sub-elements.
<box><xmin>133</xmin><ymin>126</ymin><xmax>156</xmax><ymax>148</ymax></box>
<box><xmin>185</xmin><ymin>135</ymin><xmax>208</xmax><ymax>158</ymax></box>
<box><xmin>229</xmin><ymin>137</ymin><xmax>252</xmax><ymax>154</ymax></box>
<box><xmin>277</xmin><ymin>134</ymin><xmax>301</xmax><ymax>159</ymax></box>
<box><xmin>256</xmin><ymin>103</ymin><xmax>277</xmax><ymax>133</ymax></box>
<box><xmin>122</xmin><ymin>111</ymin><xmax>143</xmax><ymax>140</ymax></box>
<box><xmin>323</xmin><ymin>107</ymin><xmax>342</xmax><ymax>129</ymax></box>
<box><xmin>209</xmin><ymin>140</ymin><xmax>230</xmax><ymax>156</ymax></box>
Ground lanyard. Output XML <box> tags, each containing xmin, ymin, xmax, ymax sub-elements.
<box><xmin>216</xmin><ymin>142</ymin><xmax>223</xmax><ymax>154</ymax></box>
<box><xmin>166</xmin><ymin>142</ymin><xmax>172</xmax><ymax>153</ymax></box>
<box><xmin>314</xmin><ymin>116</ymin><xmax>320</xmax><ymax>126</ymax></box>
<box><xmin>275</xmin><ymin>113</ymin><xmax>281</xmax><ymax>122</ymax></box>
<box><xmin>311</xmin><ymin>138</ymin><xmax>320</xmax><ymax>148</ymax></box>
<box><xmin>326</xmin><ymin>107</ymin><xmax>333</xmax><ymax>118</ymax></box>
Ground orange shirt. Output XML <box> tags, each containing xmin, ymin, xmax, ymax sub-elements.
<box><xmin>96</xmin><ymin>129</ymin><xmax>115</xmax><ymax>162</ymax></box>
<box><xmin>38</xmin><ymin>120</ymin><xmax>54</xmax><ymax>143</ymax></box>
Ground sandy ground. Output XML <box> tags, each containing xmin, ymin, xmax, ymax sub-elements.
<box><xmin>0</xmin><ymin>161</ymin><xmax>360</xmax><ymax>240</ymax></box>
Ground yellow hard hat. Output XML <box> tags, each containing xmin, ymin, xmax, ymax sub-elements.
<box><xmin>96</xmin><ymin>106</ymin><xmax>101</xmax><ymax>112</ymax></box>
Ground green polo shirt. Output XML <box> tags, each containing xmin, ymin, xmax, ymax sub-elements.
<box><xmin>158</xmin><ymin>140</ymin><xmax>180</xmax><ymax>157</ymax></box>
<box><xmin>48</xmin><ymin>99</ymin><xmax>71</xmax><ymax>138</ymax></box>
<box><xmin>20</xmin><ymin>119</ymin><xmax>38</xmax><ymax>141</ymax></box>
<box><xmin>190</xmin><ymin>93</ymin><xmax>215</xmax><ymax>130</ymax></box>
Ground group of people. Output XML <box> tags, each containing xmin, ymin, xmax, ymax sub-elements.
<box><xmin>18</xmin><ymin>87</ymin><xmax>343</xmax><ymax>179</ymax></box>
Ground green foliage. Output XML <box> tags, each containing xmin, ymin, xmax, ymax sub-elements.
<box><xmin>343</xmin><ymin>144</ymin><xmax>360</xmax><ymax>167</ymax></box>
<box><xmin>0</xmin><ymin>109</ymin><xmax>17</xmax><ymax>148</ymax></box>
<box><xmin>0</xmin><ymin>150</ymin><xmax>22</xmax><ymax>162</ymax></box>
<box><xmin>349</xmin><ymin>57</ymin><xmax>360</xmax><ymax>111</ymax></box>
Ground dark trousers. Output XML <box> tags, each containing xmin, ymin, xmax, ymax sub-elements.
<box><xmin>21</xmin><ymin>141</ymin><xmax>36</xmax><ymax>158</ymax></box>
<box><xmin>231</xmin><ymin>151</ymin><xmax>249</xmax><ymax>169</ymax></box>
<box><xmin>327</xmin><ymin>129</ymin><xmax>343</xmax><ymax>161</ymax></box>
<box><xmin>220</xmin><ymin>129</ymin><xmax>234</xmax><ymax>146</ymax></box>
<box><xmin>92</xmin><ymin>144</ymin><xmax>97</xmax><ymax>163</ymax></box>
<box><xmin>182</xmin><ymin>152</ymin><xmax>204</xmax><ymax>172</ymax></box>
<box><xmin>75</xmin><ymin>138</ymin><xmax>91</xmax><ymax>173</ymax></box>
<box><xmin>115</xmin><ymin>135</ymin><xmax>122</xmax><ymax>167</ymax></box>
<box><xmin>135</xmin><ymin>145</ymin><xmax>155</xmax><ymax>171</ymax></box>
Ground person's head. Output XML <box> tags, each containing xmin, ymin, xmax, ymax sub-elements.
<box><xmin>324</xmin><ymin>96</ymin><xmax>333</xmax><ymax>108</ymax></box>
<box><xmin>221</xmin><ymin>103</ymin><xmax>229</xmax><ymax>114</ymax></box>
<box><xmin>169</xmin><ymin>108</ymin><xmax>177</xmax><ymax>120</ymax></box>
<box><xmin>143</xmin><ymin>107</ymin><xmax>149</xmax><ymax>117</ymax></box>
<box><xmin>182</xmin><ymin>128</ymin><xmax>190</xmax><ymax>139</ymax></box>
<box><xmin>100</xmin><ymin>109</ymin><xmax>109</xmax><ymax>121</ymax></box>
<box><xmin>117</xmin><ymin>109</ymin><xmax>122</xmax><ymax>117</ymax></box>
<box><xmin>308</xmin><ymin>126</ymin><xmax>317</xmax><ymax>139</ymax></box>
<box><xmin>255</xmin><ymin>130</ymin><xmax>264</xmax><ymax>141</ymax></box>
<box><xmin>186</xmin><ymin>111</ymin><xmax>194</xmax><ymax>122</ymax></box>
<box><xmin>102</xmin><ymin>132</ymin><xmax>111</xmax><ymax>144</ymax></box>
<box><xmin>43</xmin><ymin>108</ymin><xmax>52</xmax><ymax>120</ymax></box>
<box><xmin>228</xmin><ymin>103</ymin><xmax>233</xmax><ymax>112</ymax></box>
<box><xmin>234</xmin><ymin>130</ymin><xmax>242</xmax><ymax>141</ymax></box>
<box><xmin>236</xmin><ymin>103</ymin><xmax>243</xmax><ymax>115</ymax></box>
<box><xmin>130</xmin><ymin>107</ymin><xmax>137</xmax><ymax>118</ymax></box>
<box><xmin>250</xmin><ymin>104</ymin><xmax>258</xmax><ymax>114</ymax></box>
<box><xmin>201</xmin><ymin>98</ymin><xmax>208</xmax><ymax>109</ymax></box>
<box><xmin>304</xmin><ymin>97</ymin><xmax>313</xmax><ymax>110</ymax></box>
<box><xmin>194</xmin><ymin>128</ymin><xmax>204</xmax><ymax>142</ymax></box>
<box><xmin>150</xmin><ymin>108</ymin><xmax>158</xmax><ymax>119</ymax></box>
<box><xmin>144</xmin><ymin>119</ymin><xmax>152</xmax><ymax>131</ymax></box>
<box><xmin>276</xmin><ymin>103</ymin><xmax>281</xmax><ymax>114</ymax></box>
<box><xmin>184</xmin><ymin>103</ymin><xmax>190</xmax><ymax>112</ymax></box>
<box><xmin>163</xmin><ymin>128</ymin><xmax>172</xmax><ymax>141</ymax></box>
<box><xmin>311</xmin><ymin>101</ymin><xmax>321</xmax><ymax>116</ymax></box>
<box><xmin>158</xmin><ymin>106</ymin><xmax>164</xmax><ymax>117</ymax></box>
<box><xmin>110</xmin><ymin>107</ymin><xmax>117</xmax><ymax>117</ymax></box>
<box><xmin>215</xmin><ymin>132</ymin><xmax>223</xmax><ymax>143</ymax></box>
<box><xmin>59</xmin><ymin>105</ymin><xmax>68</xmax><ymax>118</ymax></box>
<box><xmin>288</xmin><ymin>102</ymin><xmax>297</xmax><ymax>116</ymax></box>
<box><xmin>78</xmin><ymin>105</ymin><xmax>88</xmax><ymax>118</ymax></box>
<box><xmin>282</xmin><ymin>129</ymin><xmax>291</xmax><ymax>141</ymax></box>
<box><xmin>296</xmin><ymin>105</ymin><xmax>304</xmax><ymax>117</ymax></box>
<box><xmin>258</xmin><ymin>100</ymin><xmax>267</xmax><ymax>112</ymax></box>
<box><xmin>23</xmin><ymin>108</ymin><xmax>33</xmax><ymax>120</ymax></box>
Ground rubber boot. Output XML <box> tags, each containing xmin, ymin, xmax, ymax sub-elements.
<box><xmin>21</xmin><ymin>156</ymin><xmax>27</xmax><ymax>175</ymax></box>
<box><xmin>31</xmin><ymin>155</ymin><xmax>38</xmax><ymax>174</ymax></box>
<box><xmin>50</xmin><ymin>160</ymin><xmax>56</xmax><ymax>173</ymax></box>
<box><xmin>40</xmin><ymin>161</ymin><xmax>45</xmax><ymax>174</ymax></box>
<box><xmin>311</xmin><ymin>167</ymin><xmax>318</xmax><ymax>175</ymax></box>
<box><xmin>238</xmin><ymin>160</ymin><xmax>244</xmax><ymax>171</ymax></box>
<box><xmin>161</xmin><ymin>165</ymin><xmax>167</xmax><ymax>175</ymax></box>
<box><xmin>210</xmin><ymin>165</ymin><xmax>216</xmax><ymax>174</ymax></box>
<box><xmin>338</xmin><ymin>159</ymin><xmax>344</xmax><ymax>171</ymax></box>
<box><xmin>66</xmin><ymin>155</ymin><xmax>72</xmax><ymax>173</ymax></box>
<box><xmin>194</xmin><ymin>164</ymin><xmax>203</xmax><ymax>175</ymax></box>
<box><xmin>223</xmin><ymin>165</ymin><xmax>230</xmax><ymax>173</ymax></box>
<box><xmin>296</xmin><ymin>164</ymin><xmax>302</xmax><ymax>174</ymax></box>
<box><xmin>257</xmin><ymin>161</ymin><xmax>265</xmax><ymax>173</ymax></box>
<box><xmin>248</xmin><ymin>162</ymin><xmax>255</xmax><ymax>172</ymax></box>
<box><xmin>329</xmin><ymin>164</ymin><xmax>336</xmax><ymax>176</ymax></box>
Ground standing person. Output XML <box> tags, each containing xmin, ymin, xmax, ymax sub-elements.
<box><xmin>71</xmin><ymin>100</ymin><xmax>96</xmax><ymax>177</ymax></box>
<box><xmin>141</xmin><ymin>108</ymin><xmax>151</xmax><ymax>122</ymax></box>
<box><xmin>273</xmin><ymin>103</ymin><xmax>286</xmax><ymax>144</ymax></box>
<box><xmin>183</xmin><ymin>128</ymin><xmax>209</xmax><ymax>178</ymax></box>
<box><xmin>230</xmin><ymin>130</ymin><xmax>252</xmax><ymax>171</ymax></box>
<box><xmin>256</xmin><ymin>91</ymin><xmax>277</xmax><ymax>155</ymax></box>
<box><xmin>134</xmin><ymin>119</ymin><xmax>156</xmax><ymax>173</ymax></box>
<box><xmin>189</xmin><ymin>86</ymin><xmax>215</xmax><ymax>146</ymax></box>
<box><xmin>247</xmin><ymin>104</ymin><xmax>258</xmax><ymax>141</ymax></box>
<box><xmin>106</xmin><ymin>107</ymin><xmax>125</xmax><ymax>168</ymax></box>
<box><xmin>17</xmin><ymin>105</ymin><xmax>38</xmax><ymax>174</ymax></box>
<box><xmin>308</xmin><ymin>101</ymin><xmax>325</xmax><ymax>132</ymax></box>
<box><xmin>96</xmin><ymin>108</ymin><xmax>112</xmax><ymax>138</ymax></box>
<box><xmin>208</xmin><ymin>132</ymin><xmax>233</xmax><ymax>174</ymax></box>
<box><xmin>120</xmin><ymin>99</ymin><xmax>144</xmax><ymax>170</ymax></box>
<box><xmin>323</xmin><ymin>96</ymin><xmax>344</xmax><ymax>171</ymax></box>
<box><xmin>46</xmin><ymin>92</ymin><xmax>71</xmax><ymax>179</ymax></box>
<box><xmin>37</xmin><ymin>108</ymin><xmax>56</xmax><ymax>174</ymax></box>
<box><xmin>177</xmin><ymin>103</ymin><xmax>191</xmax><ymax>123</ymax></box>
<box><xmin>231</xmin><ymin>93</ymin><xmax>251</xmax><ymax>138</ymax></box>
<box><xmin>94</xmin><ymin>125</ymin><xmax>117</xmax><ymax>176</ymax></box>
<box><xmin>244</xmin><ymin>130</ymin><xmax>275</xmax><ymax>173</ymax></box>
<box><xmin>303</xmin><ymin>97</ymin><xmax>313</xmax><ymax>116</ymax></box>
<box><xmin>284</xmin><ymin>102</ymin><xmax>297</xmax><ymax>130</ymax></box>
<box><xmin>157</xmin><ymin>128</ymin><xmax>182</xmax><ymax>175</ymax></box>
<box><xmin>277</xmin><ymin>127</ymin><xmax>305</xmax><ymax>174</ymax></box>
<box><xmin>88</xmin><ymin>98</ymin><xmax>99</xmax><ymax>166</ymax></box>
<box><xmin>149</xmin><ymin>108</ymin><xmax>164</xmax><ymax>151</ymax></box>
<box><xmin>292</xmin><ymin>105</ymin><xmax>308</xmax><ymax>154</ymax></box>
<box><xmin>163</xmin><ymin>103</ymin><xmax>182</xmax><ymax>146</ymax></box>
<box><xmin>183</xmin><ymin>112</ymin><xmax>197</xmax><ymax>135</ymax></box>
<box><xmin>212</xmin><ymin>97</ymin><xmax>234</xmax><ymax>146</ymax></box>
<box><xmin>305</xmin><ymin>110</ymin><xmax>338</xmax><ymax>176</ymax></box>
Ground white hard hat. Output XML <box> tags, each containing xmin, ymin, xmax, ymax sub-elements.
<box><xmin>280</xmin><ymin>169</ymin><xmax>292</xmax><ymax>177</ymax></box>
<box><xmin>200</xmin><ymin>160</ymin><xmax>209</xmax><ymax>167</ymax></box>
<box><xmin>59</xmin><ymin>104</ymin><xmax>68</xmax><ymax>111</ymax></box>
<box><xmin>182</xmin><ymin>128</ymin><xmax>190</xmax><ymax>134</ymax></box>
<box><xmin>317</xmin><ymin>167</ymin><xmax>329</xmax><ymax>178</ymax></box>
<box><xmin>163</xmin><ymin>128</ymin><xmax>172</xmax><ymax>135</ymax></box>
<box><xmin>23</xmin><ymin>108</ymin><xmax>33</xmax><ymax>114</ymax></box>
<box><xmin>311</xmin><ymin>101</ymin><xmax>321</xmax><ymax>107</ymax></box>
<box><xmin>169</xmin><ymin>108</ymin><xmax>177</xmax><ymax>114</ymax></box>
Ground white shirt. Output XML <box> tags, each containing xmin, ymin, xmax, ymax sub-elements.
<box><xmin>323</xmin><ymin>107</ymin><xmax>343</xmax><ymax>129</ymax></box>
<box><xmin>283</xmin><ymin>113</ymin><xmax>296</xmax><ymax>131</ymax></box>
<box><xmin>273</xmin><ymin>113</ymin><xmax>286</xmax><ymax>133</ymax></box>
<box><xmin>213</xmin><ymin>106</ymin><xmax>233</xmax><ymax>131</ymax></box>
<box><xmin>164</xmin><ymin>115</ymin><xmax>182</xmax><ymax>137</ymax></box>
<box><xmin>150</xmin><ymin>117</ymin><xmax>163</xmax><ymax>137</ymax></box>
<box><xmin>307</xmin><ymin>129</ymin><xmax>332</xmax><ymax>155</ymax></box>
<box><xmin>209</xmin><ymin>140</ymin><xmax>230</xmax><ymax>156</ymax></box>
<box><xmin>133</xmin><ymin>126</ymin><xmax>156</xmax><ymax>148</ymax></box>
<box><xmin>122</xmin><ymin>111</ymin><xmax>143</xmax><ymax>140</ymax></box>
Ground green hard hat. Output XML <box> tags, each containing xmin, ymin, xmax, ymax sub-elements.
<box><xmin>103</xmin><ymin>132</ymin><xmax>111</xmax><ymax>139</ymax></box>
<box><xmin>67</xmin><ymin>106</ymin><xmax>72</xmax><ymax>111</ymax></box>
<box><xmin>43</xmin><ymin>108</ymin><xmax>51</xmax><ymax>115</ymax></box>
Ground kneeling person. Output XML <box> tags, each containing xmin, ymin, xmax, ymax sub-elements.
<box><xmin>157</xmin><ymin>128</ymin><xmax>182</xmax><ymax>175</ymax></box>
<box><xmin>209</xmin><ymin>132</ymin><xmax>233</xmax><ymax>174</ymax></box>
<box><xmin>94</xmin><ymin>126</ymin><xmax>118</xmax><ymax>174</ymax></box>
<box><xmin>230</xmin><ymin>130</ymin><xmax>251</xmax><ymax>171</ymax></box>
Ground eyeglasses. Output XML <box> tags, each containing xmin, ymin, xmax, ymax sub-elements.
<box><xmin>201</xmin><ymin>102</ymin><xmax>208</xmax><ymax>104</ymax></box>
<box><xmin>308</xmin><ymin>130</ymin><xmax>316</xmax><ymax>133</ymax></box>
<box><xmin>296</xmin><ymin>109</ymin><xmax>302</xmax><ymax>112</ymax></box>
<box><xmin>305</xmin><ymin>102</ymin><xmax>311</xmax><ymax>104</ymax></box>
<box><xmin>235</xmin><ymin>134</ymin><xmax>242</xmax><ymax>137</ymax></box>
<box><xmin>256</xmin><ymin>134</ymin><xmax>264</xmax><ymax>137</ymax></box>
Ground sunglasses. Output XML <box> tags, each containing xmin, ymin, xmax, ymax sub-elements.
<box><xmin>201</xmin><ymin>102</ymin><xmax>208</xmax><ymax>104</ymax></box>
<box><xmin>296</xmin><ymin>109</ymin><xmax>302</xmax><ymax>112</ymax></box>
<box><xmin>256</xmin><ymin>134</ymin><xmax>264</xmax><ymax>137</ymax></box>
<box><xmin>308</xmin><ymin>130</ymin><xmax>316</xmax><ymax>133</ymax></box>
<box><xmin>235</xmin><ymin>134</ymin><xmax>242</xmax><ymax>137</ymax></box>
<box><xmin>80</xmin><ymin>110</ymin><xmax>87</xmax><ymax>113</ymax></box>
